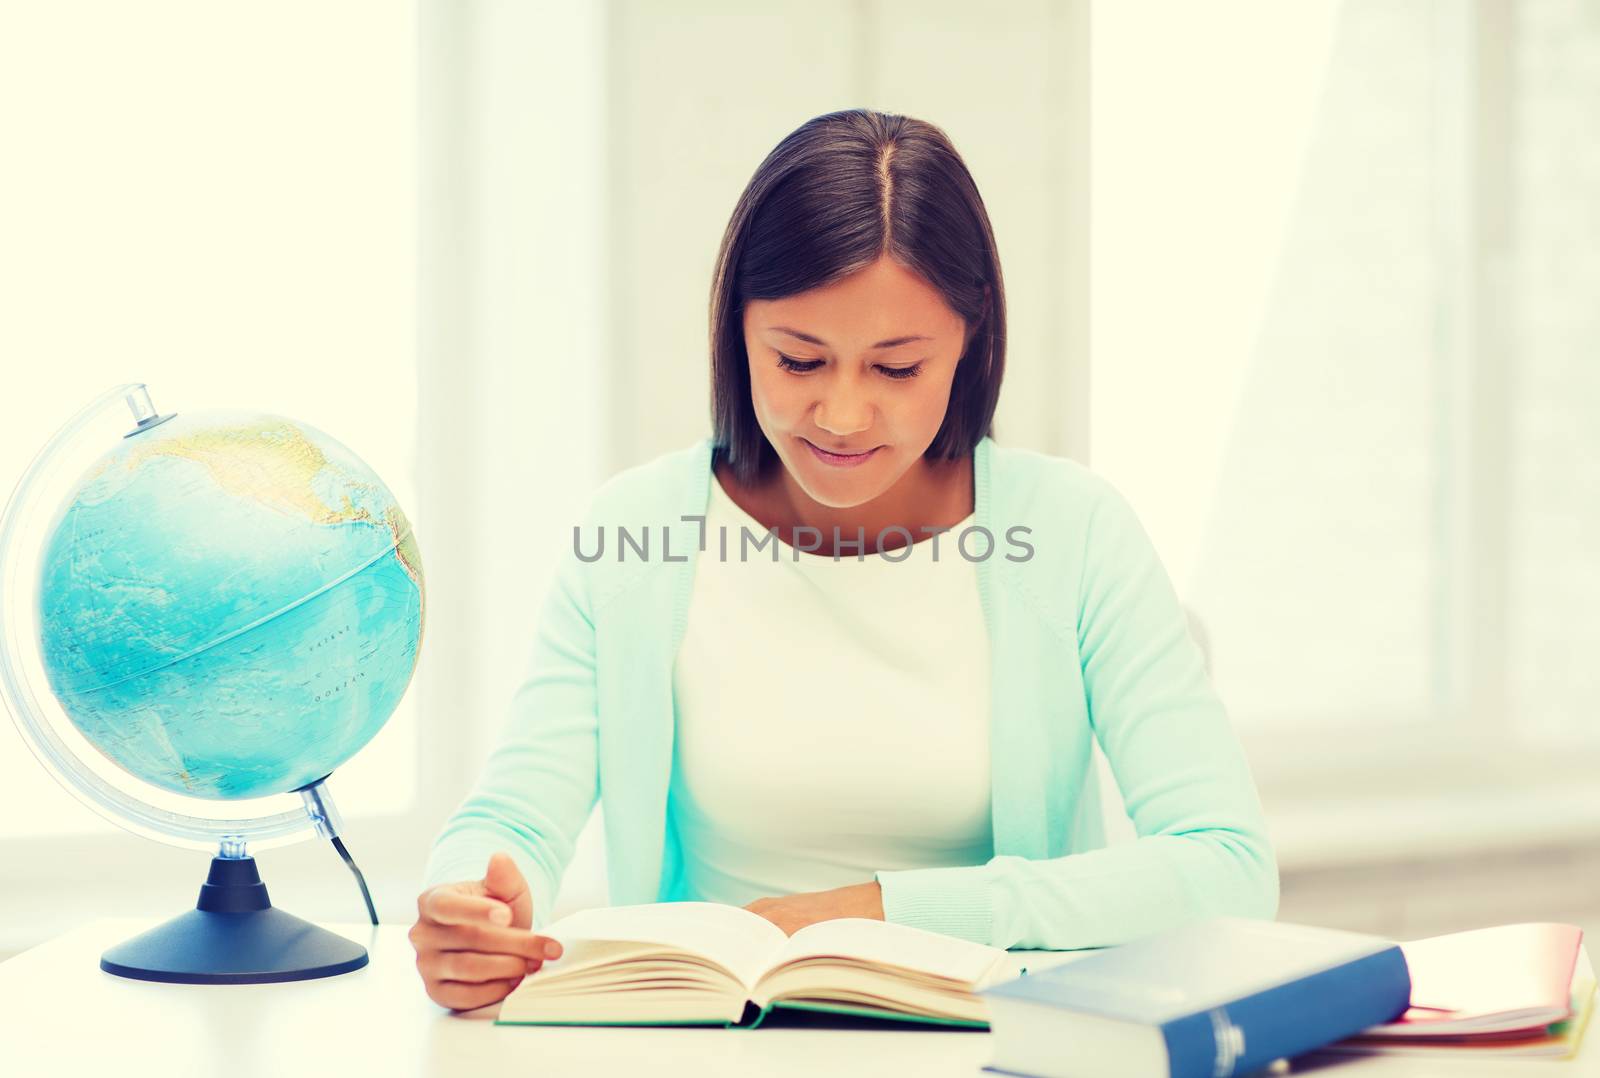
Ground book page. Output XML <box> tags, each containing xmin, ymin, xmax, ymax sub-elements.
<box><xmin>760</xmin><ymin>917</ymin><xmax>1006</xmax><ymax>986</ymax></box>
<box><xmin>539</xmin><ymin>901</ymin><xmax>789</xmax><ymax>990</ymax></box>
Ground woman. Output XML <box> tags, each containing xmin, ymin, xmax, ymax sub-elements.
<box><xmin>409</xmin><ymin>108</ymin><xmax>1278</xmax><ymax>1013</ymax></box>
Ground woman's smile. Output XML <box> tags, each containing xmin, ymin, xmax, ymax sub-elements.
<box><xmin>802</xmin><ymin>437</ymin><xmax>882</xmax><ymax>467</ymax></box>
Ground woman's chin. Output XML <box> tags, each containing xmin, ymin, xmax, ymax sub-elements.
<box><xmin>793</xmin><ymin>460</ymin><xmax>900</xmax><ymax>508</ymax></box>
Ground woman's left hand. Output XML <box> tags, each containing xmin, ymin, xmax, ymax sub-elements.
<box><xmin>742</xmin><ymin>880</ymin><xmax>885</xmax><ymax>935</ymax></box>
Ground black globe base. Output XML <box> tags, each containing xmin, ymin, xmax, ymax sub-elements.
<box><xmin>100</xmin><ymin>854</ymin><xmax>369</xmax><ymax>985</ymax></box>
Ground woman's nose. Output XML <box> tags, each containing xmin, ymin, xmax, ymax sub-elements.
<box><xmin>815</xmin><ymin>380</ymin><xmax>873</xmax><ymax>435</ymax></box>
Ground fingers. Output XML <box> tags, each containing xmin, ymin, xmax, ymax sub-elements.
<box><xmin>481</xmin><ymin>850</ymin><xmax>530</xmax><ymax>906</ymax></box>
<box><xmin>410</xmin><ymin>919</ymin><xmax>565</xmax><ymax>963</ymax></box>
<box><xmin>419</xmin><ymin>948</ymin><xmax>535</xmax><ymax>984</ymax></box>
<box><xmin>411</xmin><ymin>870</ymin><xmax>565</xmax><ymax>1013</ymax></box>
<box><xmin>432</xmin><ymin>977</ymin><xmax>523</xmax><ymax>1012</ymax></box>
<box><xmin>422</xmin><ymin>888</ymin><xmax>513</xmax><ymax>928</ymax></box>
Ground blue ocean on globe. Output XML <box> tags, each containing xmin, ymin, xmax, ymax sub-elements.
<box><xmin>35</xmin><ymin>410</ymin><xmax>425</xmax><ymax>800</ymax></box>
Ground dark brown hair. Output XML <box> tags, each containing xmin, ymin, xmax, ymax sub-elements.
<box><xmin>709</xmin><ymin>108</ymin><xmax>1006</xmax><ymax>488</ymax></box>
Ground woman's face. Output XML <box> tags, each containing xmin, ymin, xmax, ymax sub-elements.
<box><xmin>742</xmin><ymin>254</ymin><xmax>970</xmax><ymax>509</ymax></box>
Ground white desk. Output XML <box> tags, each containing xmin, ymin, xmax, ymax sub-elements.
<box><xmin>0</xmin><ymin>917</ymin><xmax>1592</xmax><ymax>1078</ymax></box>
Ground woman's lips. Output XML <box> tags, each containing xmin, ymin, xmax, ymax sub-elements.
<box><xmin>803</xmin><ymin>438</ymin><xmax>881</xmax><ymax>467</ymax></box>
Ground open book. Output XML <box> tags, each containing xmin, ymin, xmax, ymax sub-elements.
<box><xmin>495</xmin><ymin>901</ymin><xmax>1012</xmax><ymax>1029</ymax></box>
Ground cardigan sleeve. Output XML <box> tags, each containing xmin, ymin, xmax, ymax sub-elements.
<box><xmin>419</xmin><ymin>541</ymin><xmax>600</xmax><ymax>933</ymax></box>
<box><xmin>872</xmin><ymin>477</ymin><xmax>1280</xmax><ymax>950</ymax></box>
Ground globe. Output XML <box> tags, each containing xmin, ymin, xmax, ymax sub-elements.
<box><xmin>36</xmin><ymin>408</ymin><xmax>425</xmax><ymax>801</ymax></box>
<box><xmin>0</xmin><ymin>384</ymin><xmax>425</xmax><ymax>984</ymax></box>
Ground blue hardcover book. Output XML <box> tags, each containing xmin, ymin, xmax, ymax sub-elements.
<box><xmin>978</xmin><ymin>916</ymin><xmax>1412</xmax><ymax>1078</ymax></box>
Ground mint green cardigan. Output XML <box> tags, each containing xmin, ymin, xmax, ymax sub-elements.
<box><xmin>421</xmin><ymin>434</ymin><xmax>1279</xmax><ymax>950</ymax></box>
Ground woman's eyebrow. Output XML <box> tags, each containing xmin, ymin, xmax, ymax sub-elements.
<box><xmin>768</xmin><ymin>326</ymin><xmax>931</xmax><ymax>349</ymax></box>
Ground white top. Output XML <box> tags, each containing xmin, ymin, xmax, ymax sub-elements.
<box><xmin>668</xmin><ymin>468</ymin><xmax>993</xmax><ymax>907</ymax></box>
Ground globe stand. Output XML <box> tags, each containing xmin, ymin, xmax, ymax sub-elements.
<box><xmin>99</xmin><ymin>853</ymin><xmax>369</xmax><ymax>984</ymax></box>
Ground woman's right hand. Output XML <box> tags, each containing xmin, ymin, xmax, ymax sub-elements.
<box><xmin>410</xmin><ymin>850</ymin><xmax>565</xmax><ymax>1012</ymax></box>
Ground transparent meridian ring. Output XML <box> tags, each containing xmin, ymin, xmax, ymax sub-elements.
<box><xmin>0</xmin><ymin>384</ymin><xmax>425</xmax><ymax>854</ymax></box>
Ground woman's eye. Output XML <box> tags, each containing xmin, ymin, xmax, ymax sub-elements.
<box><xmin>775</xmin><ymin>354</ymin><xmax>923</xmax><ymax>380</ymax></box>
<box><xmin>776</xmin><ymin>354</ymin><xmax>823</xmax><ymax>374</ymax></box>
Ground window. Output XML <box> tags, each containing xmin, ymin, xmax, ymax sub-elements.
<box><xmin>1504</xmin><ymin>0</ymin><xmax>1600</xmax><ymax>744</ymax></box>
<box><xmin>1090</xmin><ymin>0</ymin><xmax>1600</xmax><ymax>814</ymax></box>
